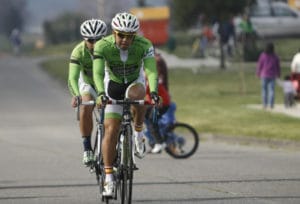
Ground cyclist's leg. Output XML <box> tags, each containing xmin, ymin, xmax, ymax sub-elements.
<box><xmin>149</xmin><ymin>106</ymin><xmax>170</xmax><ymax>153</ymax></box>
<box><xmin>102</xmin><ymin>105</ymin><xmax>122</xmax><ymax>196</ymax></box>
<box><xmin>79</xmin><ymin>74</ymin><xmax>97</xmax><ymax>165</ymax></box>
<box><xmin>126</xmin><ymin>67</ymin><xmax>146</xmax><ymax>131</ymax></box>
<box><xmin>126</xmin><ymin>82</ymin><xmax>147</xmax><ymax>157</ymax></box>
<box><xmin>80</xmin><ymin>94</ymin><xmax>94</xmax><ymax>138</ymax></box>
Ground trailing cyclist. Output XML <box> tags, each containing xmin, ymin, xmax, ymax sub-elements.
<box><xmin>93</xmin><ymin>12</ymin><xmax>159</xmax><ymax>197</ymax></box>
<box><xmin>68</xmin><ymin>19</ymin><xmax>107</xmax><ymax>167</ymax></box>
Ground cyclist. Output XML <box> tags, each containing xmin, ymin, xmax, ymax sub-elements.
<box><xmin>93</xmin><ymin>12</ymin><xmax>159</xmax><ymax>197</ymax></box>
<box><xmin>68</xmin><ymin>19</ymin><xmax>107</xmax><ymax>167</ymax></box>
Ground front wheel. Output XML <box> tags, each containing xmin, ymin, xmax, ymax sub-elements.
<box><xmin>165</xmin><ymin>122</ymin><xmax>199</xmax><ymax>159</ymax></box>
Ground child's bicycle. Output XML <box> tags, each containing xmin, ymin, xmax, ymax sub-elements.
<box><xmin>144</xmin><ymin>102</ymin><xmax>199</xmax><ymax>159</ymax></box>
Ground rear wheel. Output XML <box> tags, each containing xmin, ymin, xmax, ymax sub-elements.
<box><xmin>165</xmin><ymin>123</ymin><xmax>199</xmax><ymax>159</ymax></box>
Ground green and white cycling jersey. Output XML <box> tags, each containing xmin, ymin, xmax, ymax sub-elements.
<box><xmin>93</xmin><ymin>34</ymin><xmax>158</xmax><ymax>95</ymax></box>
<box><xmin>68</xmin><ymin>41</ymin><xmax>94</xmax><ymax>96</ymax></box>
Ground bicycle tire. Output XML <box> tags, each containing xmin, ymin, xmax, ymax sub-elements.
<box><xmin>165</xmin><ymin>122</ymin><xmax>199</xmax><ymax>159</ymax></box>
<box><xmin>93</xmin><ymin>129</ymin><xmax>106</xmax><ymax>202</ymax></box>
<box><xmin>120</xmin><ymin>125</ymin><xmax>133</xmax><ymax>204</ymax></box>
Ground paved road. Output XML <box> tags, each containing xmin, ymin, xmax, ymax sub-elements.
<box><xmin>1</xmin><ymin>56</ymin><xmax>300</xmax><ymax>204</ymax></box>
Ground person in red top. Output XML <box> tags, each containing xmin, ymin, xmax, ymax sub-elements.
<box><xmin>155</xmin><ymin>52</ymin><xmax>169</xmax><ymax>91</ymax></box>
<box><xmin>145</xmin><ymin>51</ymin><xmax>171</xmax><ymax>153</ymax></box>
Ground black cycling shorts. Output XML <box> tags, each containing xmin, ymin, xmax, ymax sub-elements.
<box><xmin>107</xmin><ymin>80</ymin><xmax>133</xmax><ymax>100</ymax></box>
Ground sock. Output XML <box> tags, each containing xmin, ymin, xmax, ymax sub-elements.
<box><xmin>82</xmin><ymin>136</ymin><xmax>92</xmax><ymax>151</ymax></box>
<box><xmin>105</xmin><ymin>166</ymin><xmax>114</xmax><ymax>182</ymax></box>
<box><xmin>134</xmin><ymin>124</ymin><xmax>143</xmax><ymax>138</ymax></box>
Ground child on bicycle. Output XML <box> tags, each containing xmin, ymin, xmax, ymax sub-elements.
<box><xmin>145</xmin><ymin>78</ymin><xmax>171</xmax><ymax>153</ymax></box>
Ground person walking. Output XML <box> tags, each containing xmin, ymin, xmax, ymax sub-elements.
<box><xmin>10</xmin><ymin>28</ymin><xmax>22</xmax><ymax>55</ymax></box>
<box><xmin>256</xmin><ymin>42</ymin><xmax>281</xmax><ymax>110</ymax></box>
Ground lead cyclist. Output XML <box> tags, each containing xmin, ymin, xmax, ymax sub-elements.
<box><xmin>93</xmin><ymin>12</ymin><xmax>160</xmax><ymax>197</ymax></box>
<box><xmin>68</xmin><ymin>19</ymin><xmax>107</xmax><ymax>167</ymax></box>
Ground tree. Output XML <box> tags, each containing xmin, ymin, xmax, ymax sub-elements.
<box><xmin>43</xmin><ymin>13</ymin><xmax>88</xmax><ymax>44</ymax></box>
<box><xmin>0</xmin><ymin>0</ymin><xmax>27</xmax><ymax>36</ymax></box>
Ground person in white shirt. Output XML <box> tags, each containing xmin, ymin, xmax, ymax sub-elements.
<box><xmin>291</xmin><ymin>49</ymin><xmax>300</xmax><ymax>73</ymax></box>
<box><xmin>277</xmin><ymin>75</ymin><xmax>297</xmax><ymax>108</ymax></box>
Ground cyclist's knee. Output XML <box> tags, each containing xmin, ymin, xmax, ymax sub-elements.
<box><xmin>126</xmin><ymin>84</ymin><xmax>145</xmax><ymax>100</ymax></box>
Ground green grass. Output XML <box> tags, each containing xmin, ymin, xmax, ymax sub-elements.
<box><xmin>40</xmin><ymin>58</ymin><xmax>69</xmax><ymax>84</ymax></box>
<box><xmin>35</xmin><ymin>36</ymin><xmax>300</xmax><ymax>143</ymax></box>
<box><xmin>41</xmin><ymin>56</ymin><xmax>300</xmax><ymax>142</ymax></box>
<box><xmin>169</xmin><ymin>66</ymin><xmax>300</xmax><ymax>141</ymax></box>
<box><xmin>29</xmin><ymin>42</ymin><xmax>76</xmax><ymax>56</ymax></box>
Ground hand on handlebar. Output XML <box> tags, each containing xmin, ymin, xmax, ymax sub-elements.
<box><xmin>71</xmin><ymin>96</ymin><xmax>81</xmax><ymax>108</ymax></box>
<box><xmin>150</xmin><ymin>92</ymin><xmax>162</xmax><ymax>106</ymax></box>
<box><xmin>96</xmin><ymin>93</ymin><xmax>109</xmax><ymax>108</ymax></box>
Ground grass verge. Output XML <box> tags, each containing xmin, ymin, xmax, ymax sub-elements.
<box><xmin>41</xmin><ymin>56</ymin><xmax>300</xmax><ymax>143</ymax></box>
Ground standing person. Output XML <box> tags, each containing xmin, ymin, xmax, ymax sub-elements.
<box><xmin>10</xmin><ymin>28</ymin><xmax>22</xmax><ymax>55</ymax></box>
<box><xmin>218</xmin><ymin>19</ymin><xmax>235</xmax><ymax>58</ymax></box>
<box><xmin>256</xmin><ymin>42</ymin><xmax>281</xmax><ymax>110</ymax></box>
<box><xmin>239</xmin><ymin>14</ymin><xmax>256</xmax><ymax>60</ymax></box>
<box><xmin>68</xmin><ymin>19</ymin><xmax>107</xmax><ymax>166</ymax></box>
<box><xmin>277</xmin><ymin>75</ymin><xmax>296</xmax><ymax>108</ymax></box>
<box><xmin>290</xmin><ymin>48</ymin><xmax>300</xmax><ymax>98</ymax></box>
<box><xmin>291</xmin><ymin>48</ymin><xmax>300</xmax><ymax>73</ymax></box>
<box><xmin>93</xmin><ymin>12</ymin><xmax>159</xmax><ymax>197</ymax></box>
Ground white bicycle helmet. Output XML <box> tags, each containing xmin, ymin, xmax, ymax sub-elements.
<box><xmin>111</xmin><ymin>12</ymin><xmax>139</xmax><ymax>33</ymax></box>
<box><xmin>80</xmin><ymin>19</ymin><xmax>107</xmax><ymax>39</ymax></box>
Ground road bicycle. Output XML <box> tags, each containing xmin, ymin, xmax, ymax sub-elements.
<box><xmin>144</xmin><ymin>102</ymin><xmax>199</xmax><ymax>159</ymax></box>
<box><xmin>77</xmin><ymin>100</ymin><xmax>107</xmax><ymax>202</ymax></box>
<box><xmin>78</xmin><ymin>98</ymin><xmax>154</xmax><ymax>204</ymax></box>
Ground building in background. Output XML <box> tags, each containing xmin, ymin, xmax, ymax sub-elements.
<box><xmin>131</xmin><ymin>6</ymin><xmax>170</xmax><ymax>45</ymax></box>
<box><xmin>288</xmin><ymin>0</ymin><xmax>300</xmax><ymax>9</ymax></box>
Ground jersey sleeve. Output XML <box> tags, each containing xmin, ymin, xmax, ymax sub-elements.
<box><xmin>142</xmin><ymin>43</ymin><xmax>158</xmax><ymax>93</ymax></box>
<box><xmin>68</xmin><ymin>48</ymin><xmax>81</xmax><ymax>96</ymax></box>
<box><xmin>93</xmin><ymin>41</ymin><xmax>106</xmax><ymax>95</ymax></box>
<box><xmin>144</xmin><ymin>56</ymin><xmax>158</xmax><ymax>94</ymax></box>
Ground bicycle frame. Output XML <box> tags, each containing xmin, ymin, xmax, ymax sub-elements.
<box><xmin>80</xmin><ymin>99</ymin><xmax>154</xmax><ymax>204</ymax></box>
<box><xmin>109</xmin><ymin>98</ymin><xmax>153</xmax><ymax>204</ymax></box>
<box><xmin>79</xmin><ymin>101</ymin><xmax>106</xmax><ymax>201</ymax></box>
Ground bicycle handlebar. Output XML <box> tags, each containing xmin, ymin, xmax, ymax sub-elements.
<box><xmin>107</xmin><ymin>99</ymin><xmax>155</xmax><ymax>105</ymax></box>
<box><xmin>76</xmin><ymin>99</ymin><xmax>156</xmax><ymax>121</ymax></box>
<box><xmin>80</xmin><ymin>99</ymin><xmax>155</xmax><ymax>106</ymax></box>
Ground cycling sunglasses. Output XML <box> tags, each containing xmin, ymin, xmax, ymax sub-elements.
<box><xmin>115</xmin><ymin>31</ymin><xmax>136</xmax><ymax>40</ymax></box>
<box><xmin>85</xmin><ymin>38</ymin><xmax>101</xmax><ymax>44</ymax></box>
